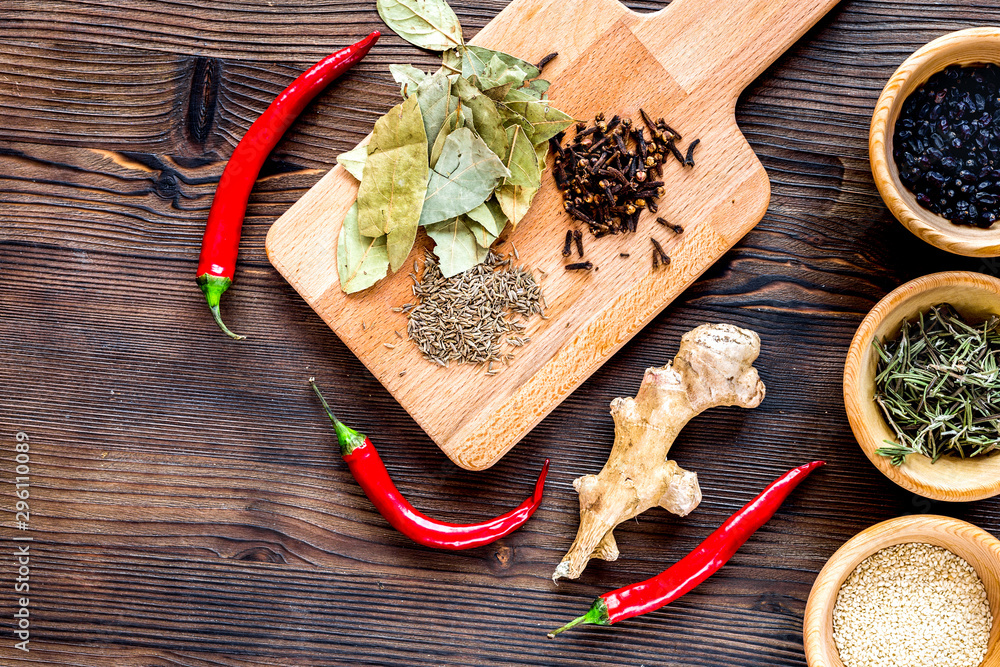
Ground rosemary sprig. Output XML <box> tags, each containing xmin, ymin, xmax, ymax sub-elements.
<box><xmin>873</xmin><ymin>304</ymin><xmax>1000</xmax><ymax>466</ymax></box>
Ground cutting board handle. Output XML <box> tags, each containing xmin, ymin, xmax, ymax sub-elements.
<box><xmin>634</xmin><ymin>0</ymin><xmax>840</xmax><ymax>102</ymax></box>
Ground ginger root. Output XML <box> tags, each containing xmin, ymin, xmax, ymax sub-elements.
<box><xmin>552</xmin><ymin>323</ymin><xmax>766</xmax><ymax>582</ymax></box>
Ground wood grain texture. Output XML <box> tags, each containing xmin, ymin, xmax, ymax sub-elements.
<box><xmin>803</xmin><ymin>515</ymin><xmax>1000</xmax><ymax>667</ymax></box>
<box><xmin>2</xmin><ymin>0</ymin><xmax>1000</xmax><ymax>665</ymax></box>
<box><xmin>870</xmin><ymin>27</ymin><xmax>1000</xmax><ymax>257</ymax></box>
<box><xmin>266</xmin><ymin>0</ymin><xmax>840</xmax><ymax>470</ymax></box>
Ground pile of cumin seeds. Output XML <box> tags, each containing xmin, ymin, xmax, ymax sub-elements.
<box><xmin>402</xmin><ymin>250</ymin><xmax>544</xmax><ymax>373</ymax></box>
<box><xmin>832</xmin><ymin>542</ymin><xmax>992</xmax><ymax>667</ymax></box>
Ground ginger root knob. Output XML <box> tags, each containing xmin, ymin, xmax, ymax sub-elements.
<box><xmin>552</xmin><ymin>323</ymin><xmax>765</xmax><ymax>582</ymax></box>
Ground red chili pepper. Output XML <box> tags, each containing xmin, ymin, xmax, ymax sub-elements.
<box><xmin>548</xmin><ymin>460</ymin><xmax>824</xmax><ymax>637</ymax></box>
<box><xmin>310</xmin><ymin>380</ymin><xmax>549</xmax><ymax>550</ymax></box>
<box><xmin>197</xmin><ymin>32</ymin><xmax>380</xmax><ymax>340</ymax></box>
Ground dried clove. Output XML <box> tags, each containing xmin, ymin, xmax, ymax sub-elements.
<box><xmin>573</xmin><ymin>229</ymin><xmax>584</xmax><ymax>257</ymax></box>
<box><xmin>562</xmin><ymin>230</ymin><xmax>573</xmax><ymax>257</ymax></box>
<box><xmin>554</xmin><ymin>111</ymin><xmax>698</xmax><ymax>240</ymax></box>
<box><xmin>684</xmin><ymin>139</ymin><xmax>700</xmax><ymax>167</ymax></box>
<box><xmin>565</xmin><ymin>261</ymin><xmax>594</xmax><ymax>271</ymax></box>
<box><xmin>666</xmin><ymin>140</ymin><xmax>685</xmax><ymax>164</ymax></box>
<box><xmin>651</xmin><ymin>238</ymin><xmax>671</xmax><ymax>266</ymax></box>
<box><xmin>656</xmin><ymin>217</ymin><xmax>684</xmax><ymax>234</ymax></box>
<box><xmin>536</xmin><ymin>52</ymin><xmax>558</xmax><ymax>70</ymax></box>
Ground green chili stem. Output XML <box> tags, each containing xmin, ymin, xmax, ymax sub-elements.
<box><xmin>547</xmin><ymin>598</ymin><xmax>610</xmax><ymax>638</ymax></box>
<box><xmin>309</xmin><ymin>379</ymin><xmax>367</xmax><ymax>456</ymax></box>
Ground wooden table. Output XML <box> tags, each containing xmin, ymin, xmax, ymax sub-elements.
<box><xmin>1</xmin><ymin>1</ymin><xmax>997</xmax><ymax>665</ymax></box>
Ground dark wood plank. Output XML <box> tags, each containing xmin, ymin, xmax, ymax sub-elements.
<box><xmin>1</xmin><ymin>0</ymin><xmax>512</xmax><ymax>59</ymax></box>
<box><xmin>0</xmin><ymin>549</ymin><xmax>834</xmax><ymax>666</ymax></box>
<box><xmin>2</xmin><ymin>0</ymin><xmax>1000</xmax><ymax>665</ymax></box>
<box><xmin>0</xmin><ymin>42</ymin><xmax>398</xmax><ymax>163</ymax></box>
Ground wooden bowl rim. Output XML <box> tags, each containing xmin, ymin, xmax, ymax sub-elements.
<box><xmin>803</xmin><ymin>514</ymin><xmax>1000</xmax><ymax>667</ymax></box>
<box><xmin>843</xmin><ymin>271</ymin><xmax>1000</xmax><ymax>501</ymax></box>
<box><xmin>870</xmin><ymin>27</ymin><xmax>1000</xmax><ymax>258</ymax></box>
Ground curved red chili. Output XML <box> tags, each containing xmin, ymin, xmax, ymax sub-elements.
<box><xmin>197</xmin><ymin>32</ymin><xmax>380</xmax><ymax>339</ymax></box>
<box><xmin>310</xmin><ymin>380</ymin><xmax>549</xmax><ymax>550</ymax></box>
<box><xmin>548</xmin><ymin>460</ymin><xmax>825</xmax><ymax>637</ymax></box>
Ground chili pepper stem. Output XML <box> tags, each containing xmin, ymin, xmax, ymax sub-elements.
<box><xmin>547</xmin><ymin>598</ymin><xmax>610</xmax><ymax>638</ymax></box>
<box><xmin>197</xmin><ymin>274</ymin><xmax>245</xmax><ymax>340</ymax></box>
<box><xmin>196</xmin><ymin>31</ymin><xmax>379</xmax><ymax>339</ymax></box>
<box><xmin>550</xmin><ymin>461</ymin><xmax>823</xmax><ymax>635</ymax></box>
<box><xmin>309</xmin><ymin>379</ymin><xmax>367</xmax><ymax>455</ymax></box>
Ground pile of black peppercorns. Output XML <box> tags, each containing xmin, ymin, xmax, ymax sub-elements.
<box><xmin>893</xmin><ymin>63</ymin><xmax>1000</xmax><ymax>229</ymax></box>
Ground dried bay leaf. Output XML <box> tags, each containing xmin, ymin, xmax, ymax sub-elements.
<box><xmin>425</xmin><ymin>217</ymin><xmax>490</xmax><ymax>277</ymax></box>
<box><xmin>496</xmin><ymin>181</ymin><xmax>538</xmax><ymax>227</ymax></box>
<box><xmin>465</xmin><ymin>54</ymin><xmax>530</xmax><ymax>100</ymax></box>
<box><xmin>461</xmin><ymin>47</ymin><xmax>495</xmax><ymax>86</ymax></box>
<box><xmin>337</xmin><ymin>143</ymin><xmax>368</xmax><ymax>181</ymax></box>
<box><xmin>420</xmin><ymin>127</ymin><xmax>509</xmax><ymax>226</ymax></box>
<box><xmin>415</xmin><ymin>72</ymin><xmax>456</xmax><ymax>152</ymax></box>
<box><xmin>483</xmin><ymin>49</ymin><xmax>540</xmax><ymax>80</ymax></box>
<box><xmin>502</xmin><ymin>124</ymin><xmax>540</xmax><ymax>188</ymax></box>
<box><xmin>358</xmin><ymin>4</ymin><xmax>576</xmax><ymax>276</ymax></box>
<box><xmin>485</xmin><ymin>55</ymin><xmax>529</xmax><ymax>89</ymax></box>
<box><xmin>452</xmin><ymin>76</ymin><xmax>508</xmax><ymax>161</ymax></box>
<box><xmin>389</xmin><ymin>64</ymin><xmax>427</xmax><ymax>97</ymax></box>
<box><xmin>498</xmin><ymin>104</ymin><xmax>533</xmax><ymax>137</ymax></box>
<box><xmin>461</xmin><ymin>46</ymin><xmax>539</xmax><ymax>83</ymax></box>
<box><xmin>337</xmin><ymin>202</ymin><xmax>389</xmax><ymax>294</ymax></box>
<box><xmin>459</xmin><ymin>100</ymin><xmax>474</xmax><ymax>129</ymax></box>
<box><xmin>464</xmin><ymin>215</ymin><xmax>498</xmax><ymax>248</ymax></box>
<box><xmin>499</xmin><ymin>90</ymin><xmax>575</xmax><ymax>144</ymax></box>
<box><xmin>501</xmin><ymin>87</ymin><xmax>538</xmax><ymax>103</ymax></box>
<box><xmin>429</xmin><ymin>107</ymin><xmax>463</xmax><ymax>168</ymax></box>
<box><xmin>357</xmin><ymin>94</ymin><xmax>429</xmax><ymax>269</ymax></box>
<box><xmin>482</xmin><ymin>83</ymin><xmax>514</xmax><ymax>102</ymax></box>
<box><xmin>387</xmin><ymin>220</ymin><xmax>420</xmax><ymax>273</ymax></box>
<box><xmin>440</xmin><ymin>48</ymin><xmax>462</xmax><ymax>75</ymax></box>
<box><xmin>534</xmin><ymin>140</ymin><xmax>549</xmax><ymax>174</ymax></box>
<box><xmin>376</xmin><ymin>0</ymin><xmax>463</xmax><ymax>52</ymax></box>
<box><xmin>465</xmin><ymin>199</ymin><xmax>507</xmax><ymax>238</ymax></box>
<box><xmin>520</xmin><ymin>78</ymin><xmax>550</xmax><ymax>100</ymax></box>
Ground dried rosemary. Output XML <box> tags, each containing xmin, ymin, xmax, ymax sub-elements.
<box><xmin>404</xmin><ymin>249</ymin><xmax>543</xmax><ymax>371</ymax></box>
<box><xmin>873</xmin><ymin>304</ymin><xmax>1000</xmax><ymax>465</ymax></box>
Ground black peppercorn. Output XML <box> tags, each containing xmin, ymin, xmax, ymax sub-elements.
<box><xmin>893</xmin><ymin>63</ymin><xmax>1000</xmax><ymax>228</ymax></box>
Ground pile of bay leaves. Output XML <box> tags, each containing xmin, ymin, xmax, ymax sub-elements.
<box><xmin>336</xmin><ymin>0</ymin><xmax>575</xmax><ymax>293</ymax></box>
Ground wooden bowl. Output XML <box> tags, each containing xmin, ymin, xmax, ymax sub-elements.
<box><xmin>803</xmin><ymin>515</ymin><xmax>1000</xmax><ymax>667</ymax></box>
<box><xmin>843</xmin><ymin>271</ymin><xmax>1000</xmax><ymax>501</ymax></box>
<box><xmin>870</xmin><ymin>27</ymin><xmax>1000</xmax><ymax>257</ymax></box>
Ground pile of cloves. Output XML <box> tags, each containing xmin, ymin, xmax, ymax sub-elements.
<box><xmin>550</xmin><ymin>110</ymin><xmax>699</xmax><ymax>237</ymax></box>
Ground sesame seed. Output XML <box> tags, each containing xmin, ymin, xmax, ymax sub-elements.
<box><xmin>832</xmin><ymin>542</ymin><xmax>992</xmax><ymax>667</ymax></box>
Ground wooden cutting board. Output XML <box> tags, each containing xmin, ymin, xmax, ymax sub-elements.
<box><xmin>266</xmin><ymin>0</ymin><xmax>839</xmax><ymax>470</ymax></box>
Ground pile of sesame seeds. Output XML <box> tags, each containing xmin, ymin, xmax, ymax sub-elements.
<box><xmin>833</xmin><ymin>543</ymin><xmax>992</xmax><ymax>667</ymax></box>
<box><xmin>399</xmin><ymin>250</ymin><xmax>544</xmax><ymax>374</ymax></box>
